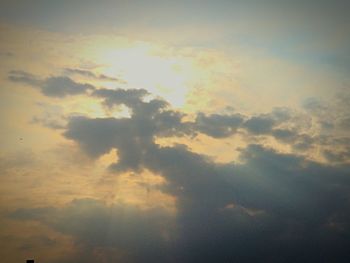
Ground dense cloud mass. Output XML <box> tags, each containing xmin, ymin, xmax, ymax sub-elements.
<box><xmin>7</xmin><ymin>69</ymin><xmax>350</xmax><ymax>154</ymax></box>
<box><xmin>9</xmin><ymin>85</ymin><xmax>350</xmax><ymax>262</ymax></box>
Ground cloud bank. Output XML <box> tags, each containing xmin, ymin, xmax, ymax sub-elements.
<box><xmin>9</xmin><ymin>82</ymin><xmax>350</xmax><ymax>262</ymax></box>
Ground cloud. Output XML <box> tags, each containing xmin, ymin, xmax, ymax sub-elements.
<box><xmin>6</xmin><ymin>74</ymin><xmax>330</xmax><ymax>154</ymax></box>
<box><xmin>64</xmin><ymin>113</ymin><xmax>188</xmax><ymax>172</ymax></box>
<box><xmin>64</xmin><ymin>88</ymin><xmax>348</xmax><ymax>168</ymax></box>
<box><xmin>324</xmin><ymin>148</ymin><xmax>350</xmax><ymax>163</ymax></box>
<box><xmin>10</xmin><ymin>198</ymin><xmax>177</xmax><ymax>263</ymax></box>
<box><xmin>10</xmin><ymin>142</ymin><xmax>350</xmax><ymax>262</ymax></box>
<box><xmin>93</xmin><ymin>88</ymin><xmax>151</xmax><ymax>109</ymax></box>
<box><xmin>8</xmin><ymin>70</ymin><xmax>95</xmax><ymax>97</ymax></box>
<box><xmin>271</xmin><ymin>128</ymin><xmax>297</xmax><ymax>142</ymax></box>
<box><xmin>10</xmin><ymin>207</ymin><xmax>55</xmax><ymax>221</ymax></box>
<box><xmin>302</xmin><ymin>97</ymin><xmax>327</xmax><ymax>112</ymax></box>
<box><xmin>0</xmin><ymin>150</ymin><xmax>38</xmax><ymax>176</ymax></box>
<box><xmin>194</xmin><ymin>112</ymin><xmax>243</xmax><ymax>138</ymax></box>
<box><xmin>92</xmin><ymin>88</ymin><xmax>301</xmax><ymax>141</ymax></box>
<box><xmin>17</xmin><ymin>82</ymin><xmax>345</xmax><ymax>164</ymax></box>
<box><xmin>8</xmin><ymin>85</ymin><xmax>350</xmax><ymax>261</ymax></box>
<box><xmin>40</xmin><ymin>76</ymin><xmax>94</xmax><ymax>97</ymax></box>
<box><xmin>8</xmin><ymin>70</ymin><xmax>41</xmax><ymax>86</ymax></box>
<box><xmin>302</xmin><ymin>93</ymin><xmax>350</xmax><ymax>134</ymax></box>
<box><xmin>64</xmin><ymin>68</ymin><xmax>126</xmax><ymax>83</ymax></box>
<box><xmin>243</xmin><ymin>115</ymin><xmax>275</xmax><ymax>134</ymax></box>
<box><xmin>56</xmin><ymin>88</ymin><xmax>350</xmax><ymax>261</ymax></box>
<box><xmin>31</xmin><ymin>103</ymin><xmax>66</xmax><ymax>129</ymax></box>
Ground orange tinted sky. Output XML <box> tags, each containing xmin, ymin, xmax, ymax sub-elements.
<box><xmin>1</xmin><ymin>1</ymin><xmax>350</xmax><ymax>262</ymax></box>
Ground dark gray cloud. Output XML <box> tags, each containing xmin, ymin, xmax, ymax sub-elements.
<box><xmin>194</xmin><ymin>112</ymin><xmax>243</xmax><ymax>138</ymax></box>
<box><xmin>93</xmin><ymin>88</ymin><xmax>151</xmax><ymax>109</ymax></box>
<box><xmin>7</xmin><ymin>73</ymin><xmax>323</xmax><ymax>151</ymax></box>
<box><xmin>16</xmin><ymin>88</ymin><xmax>346</xmax><ymax>262</ymax></box>
<box><xmin>242</xmin><ymin>108</ymin><xmax>294</xmax><ymax>137</ymax></box>
<box><xmin>239</xmin><ymin>108</ymin><xmax>318</xmax><ymax>151</ymax></box>
<box><xmin>323</xmin><ymin>148</ymin><xmax>350</xmax><ymax>163</ymax></box>
<box><xmin>8</xmin><ymin>70</ymin><xmax>95</xmax><ymax>97</ymax></box>
<box><xmin>9</xmin><ymin>86</ymin><xmax>350</xmax><ymax>262</ymax></box>
<box><xmin>271</xmin><ymin>128</ymin><xmax>297</xmax><ymax>142</ymax></box>
<box><xmin>271</xmin><ymin>129</ymin><xmax>315</xmax><ymax>150</ymax></box>
<box><xmin>40</xmin><ymin>76</ymin><xmax>94</xmax><ymax>97</ymax></box>
<box><xmin>93</xmin><ymin>88</ymin><xmax>299</xmax><ymax>141</ymax></box>
<box><xmin>64</xmin><ymin>114</ymin><xmax>188</xmax><ymax>172</ymax></box>
<box><xmin>10</xmin><ymin>81</ymin><xmax>342</xmax><ymax>162</ymax></box>
<box><xmin>11</xmin><ymin>143</ymin><xmax>350</xmax><ymax>262</ymax></box>
<box><xmin>243</xmin><ymin>115</ymin><xmax>276</xmax><ymax>134</ymax></box>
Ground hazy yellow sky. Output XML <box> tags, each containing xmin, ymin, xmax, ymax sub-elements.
<box><xmin>1</xmin><ymin>1</ymin><xmax>350</xmax><ymax>262</ymax></box>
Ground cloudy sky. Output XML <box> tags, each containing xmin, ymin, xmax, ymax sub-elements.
<box><xmin>1</xmin><ymin>1</ymin><xmax>350</xmax><ymax>262</ymax></box>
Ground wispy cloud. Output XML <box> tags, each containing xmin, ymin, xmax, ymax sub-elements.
<box><xmin>8</xmin><ymin>70</ymin><xmax>95</xmax><ymax>97</ymax></box>
<box><xmin>64</xmin><ymin>68</ymin><xmax>126</xmax><ymax>83</ymax></box>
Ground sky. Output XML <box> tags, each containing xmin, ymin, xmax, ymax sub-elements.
<box><xmin>0</xmin><ymin>1</ymin><xmax>350</xmax><ymax>262</ymax></box>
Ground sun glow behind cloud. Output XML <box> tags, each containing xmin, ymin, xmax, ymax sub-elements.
<box><xmin>94</xmin><ymin>43</ymin><xmax>194</xmax><ymax>108</ymax></box>
<box><xmin>1</xmin><ymin>1</ymin><xmax>350</xmax><ymax>261</ymax></box>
